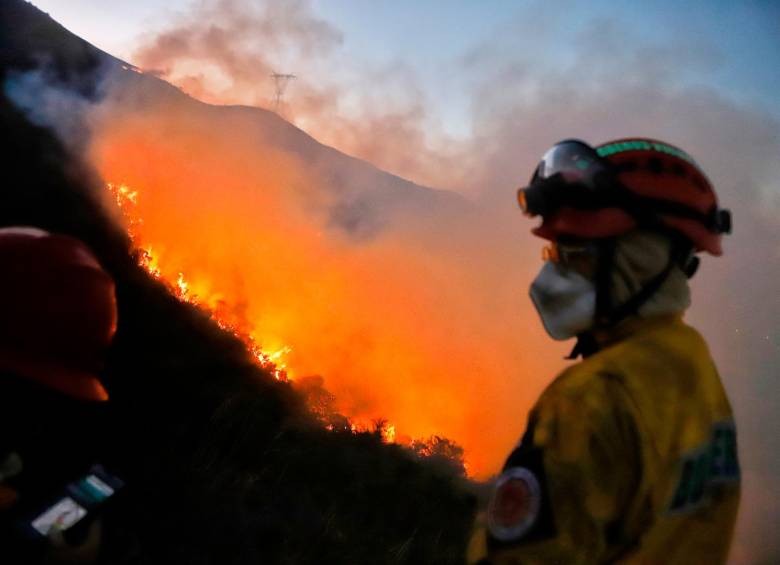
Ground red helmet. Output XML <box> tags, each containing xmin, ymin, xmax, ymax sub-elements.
<box><xmin>0</xmin><ymin>227</ymin><xmax>117</xmax><ymax>401</ymax></box>
<box><xmin>517</xmin><ymin>138</ymin><xmax>731</xmax><ymax>255</ymax></box>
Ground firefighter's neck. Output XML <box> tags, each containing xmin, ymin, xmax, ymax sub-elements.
<box><xmin>591</xmin><ymin>313</ymin><xmax>685</xmax><ymax>350</ymax></box>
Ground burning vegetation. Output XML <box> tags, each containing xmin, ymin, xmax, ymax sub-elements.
<box><xmin>105</xmin><ymin>180</ymin><xmax>419</xmax><ymax>448</ymax></box>
<box><xmin>107</xmin><ymin>181</ymin><xmax>290</xmax><ymax>381</ymax></box>
<box><xmin>86</xmin><ymin>91</ymin><xmax>550</xmax><ymax>478</ymax></box>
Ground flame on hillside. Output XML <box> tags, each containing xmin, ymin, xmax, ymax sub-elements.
<box><xmin>108</xmin><ymin>182</ymin><xmax>290</xmax><ymax>380</ymax></box>
<box><xmin>89</xmin><ymin>99</ymin><xmax>551</xmax><ymax>478</ymax></box>
<box><xmin>107</xmin><ymin>181</ymin><xmax>407</xmax><ymax>445</ymax></box>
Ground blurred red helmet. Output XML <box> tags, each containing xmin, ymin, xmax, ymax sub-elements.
<box><xmin>0</xmin><ymin>227</ymin><xmax>117</xmax><ymax>401</ymax></box>
<box><xmin>518</xmin><ymin>138</ymin><xmax>731</xmax><ymax>255</ymax></box>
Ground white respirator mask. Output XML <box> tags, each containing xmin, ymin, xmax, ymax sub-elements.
<box><xmin>529</xmin><ymin>261</ymin><xmax>596</xmax><ymax>341</ymax></box>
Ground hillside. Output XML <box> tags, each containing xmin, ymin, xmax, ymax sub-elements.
<box><xmin>1</xmin><ymin>0</ymin><xmax>470</xmax><ymax>232</ymax></box>
<box><xmin>0</xmin><ymin>1</ymin><xmax>478</xmax><ymax>563</ymax></box>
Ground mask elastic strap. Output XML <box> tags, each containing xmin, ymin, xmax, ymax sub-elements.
<box><xmin>605</xmin><ymin>259</ymin><xmax>675</xmax><ymax>325</ymax></box>
<box><xmin>567</xmin><ymin>236</ymin><xmax>689</xmax><ymax>360</ymax></box>
<box><xmin>565</xmin><ymin>239</ymin><xmax>615</xmax><ymax>360</ymax></box>
<box><xmin>604</xmin><ymin>236</ymin><xmax>690</xmax><ymax>326</ymax></box>
<box><xmin>594</xmin><ymin>238</ymin><xmax>617</xmax><ymax>323</ymax></box>
<box><xmin>566</xmin><ymin>333</ymin><xmax>599</xmax><ymax>360</ymax></box>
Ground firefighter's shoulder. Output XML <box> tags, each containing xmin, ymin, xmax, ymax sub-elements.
<box><xmin>535</xmin><ymin>357</ymin><xmax>623</xmax><ymax>422</ymax></box>
<box><xmin>528</xmin><ymin>357</ymin><xmax>642</xmax><ymax>471</ymax></box>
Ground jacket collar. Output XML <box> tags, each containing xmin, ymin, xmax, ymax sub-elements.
<box><xmin>593</xmin><ymin>313</ymin><xmax>685</xmax><ymax>350</ymax></box>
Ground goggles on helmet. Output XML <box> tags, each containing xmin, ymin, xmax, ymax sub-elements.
<box><xmin>518</xmin><ymin>140</ymin><xmax>613</xmax><ymax>218</ymax></box>
<box><xmin>517</xmin><ymin>139</ymin><xmax>732</xmax><ymax>235</ymax></box>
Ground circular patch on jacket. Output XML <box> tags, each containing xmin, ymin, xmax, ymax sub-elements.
<box><xmin>487</xmin><ymin>467</ymin><xmax>542</xmax><ymax>542</ymax></box>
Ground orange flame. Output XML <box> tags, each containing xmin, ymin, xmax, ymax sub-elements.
<box><xmin>104</xmin><ymin>182</ymin><xmax>414</xmax><ymax>444</ymax></box>
<box><xmin>92</xmin><ymin>110</ymin><xmax>556</xmax><ymax>478</ymax></box>
<box><xmin>107</xmin><ymin>182</ymin><xmax>290</xmax><ymax>381</ymax></box>
<box><xmin>382</xmin><ymin>424</ymin><xmax>396</xmax><ymax>444</ymax></box>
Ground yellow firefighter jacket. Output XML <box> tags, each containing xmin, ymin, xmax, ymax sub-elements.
<box><xmin>468</xmin><ymin>314</ymin><xmax>740</xmax><ymax>565</ymax></box>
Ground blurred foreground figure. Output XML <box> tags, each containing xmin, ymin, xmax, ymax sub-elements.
<box><xmin>0</xmin><ymin>227</ymin><xmax>119</xmax><ymax>564</ymax></box>
<box><xmin>469</xmin><ymin>139</ymin><xmax>739</xmax><ymax>564</ymax></box>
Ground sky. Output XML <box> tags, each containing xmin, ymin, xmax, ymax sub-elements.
<box><xmin>20</xmin><ymin>1</ymin><xmax>780</xmax><ymax>563</ymax></box>
<box><xmin>31</xmin><ymin>0</ymin><xmax>780</xmax><ymax>140</ymax></box>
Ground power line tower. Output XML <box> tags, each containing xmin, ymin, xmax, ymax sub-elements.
<box><xmin>270</xmin><ymin>72</ymin><xmax>296</xmax><ymax>115</ymax></box>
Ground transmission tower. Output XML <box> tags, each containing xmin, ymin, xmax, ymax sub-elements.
<box><xmin>270</xmin><ymin>72</ymin><xmax>296</xmax><ymax>114</ymax></box>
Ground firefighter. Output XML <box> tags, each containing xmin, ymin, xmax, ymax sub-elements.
<box><xmin>0</xmin><ymin>226</ymin><xmax>118</xmax><ymax>563</ymax></box>
<box><xmin>468</xmin><ymin>139</ymin><xmax>740</xmax><ymax>564</ymax></box>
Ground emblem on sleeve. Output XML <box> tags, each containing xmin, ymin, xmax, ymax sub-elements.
<box><xmin>487</xmin><ymin>467</ymin><xmax>542</xmax><ymax>542</ymax></box>
<box><xmin>667</xmin><ymin>420</ymin><xmax>740</xmax><ymax>513</ymax></box>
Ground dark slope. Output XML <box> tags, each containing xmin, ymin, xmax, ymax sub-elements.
<box><xmin>0</xmin><ymin>1</ymin><xmax>476</xmax><ymax>563</ymax></box>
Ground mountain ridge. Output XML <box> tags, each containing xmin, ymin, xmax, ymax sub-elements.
<box><xmin>4</xmin><ymin>0</ymin><xmax>469</xmax><ymax>215</ymax></box>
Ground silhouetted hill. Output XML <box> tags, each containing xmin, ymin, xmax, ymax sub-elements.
<box><xmin>0</xmin><ymin>1</ymin><xmax>477</xmax><ymax>563</ymax></box>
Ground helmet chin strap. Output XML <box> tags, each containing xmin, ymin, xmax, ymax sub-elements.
<box><xmin>566</xmin><ymin>233</ymin><xmax>695</xmax><ymax>360</ymax></box>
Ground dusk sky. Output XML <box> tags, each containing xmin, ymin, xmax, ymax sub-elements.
<box><xmin>31</xmin><ymin>0</ymin><xmax>780</xmax><ymax>140</ymax></box>
<box><xmin>18</xmin><ymin>2</ymin><xmax>780</xmax><ymax>563</ymax></box>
